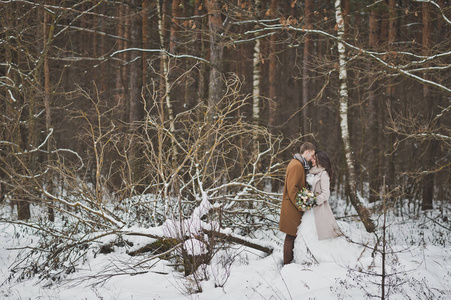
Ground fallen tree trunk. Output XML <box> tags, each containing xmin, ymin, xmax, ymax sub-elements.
<box><xmin>202</xmin><ymin>228</ymin><xmax>273</xmax><ymax>254</ymax></box>
<box><xmin>124</xmin><ymin>228</ymin><xmax>274</xmax><ymax>256</ymax></box>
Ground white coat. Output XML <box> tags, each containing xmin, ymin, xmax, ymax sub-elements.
<box><xmin>309</xmin><ymin>166</ymin><xmax>342</xmax><ymax>240</ymax></box>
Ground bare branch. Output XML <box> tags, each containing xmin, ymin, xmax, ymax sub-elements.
<box><xmin>111</xmin><ymin>48</ymin><xmax>210</xmax><ymax>64</ymax></box>
<box><xmin>413</xmin><ymin>0</ymin><xmax>451</xmax><ymax>25</ymax></box>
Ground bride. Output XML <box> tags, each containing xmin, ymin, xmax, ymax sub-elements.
<box><xmin>294</xmin><ymin>150</ymin><xmax>344</xmax><ymax>264</ymax></box>
<box><xmin>294</xmin><ymin>150</ymin><xmax>375</xmax><ymax>266</ymax></box>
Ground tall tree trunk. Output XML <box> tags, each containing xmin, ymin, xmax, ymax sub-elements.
<box><xmin>4</xmin><ymin>22</ymin><xmax>20</xmax><ymax>214</ymax></box>
<box><xmin>388</xmin><ymin>0</ymin><xmax>397</xmax><ymax>46</ymax></box>
<box><xmin>170</xmin><ymin>0</ymin><xmax>182</xmax><ymax>54</ymax></box>
<box><xmin>169</xmin><ymin>0</ymin><xmax>183</xmax><ymax>115</ymax></box>
<box><xmin>157</xmin><ymin>0</ymin><xmax>165</xmax><ymax>118</ymax></box>
<box><xmin>43</xmin><ymin>4</ymin><xmax>54</xmax><ymax>222</ymax></box>
<box><xmin>98</xmin><ymin>3</ymin><xmax>107</xmax><ymax>92</ymax></box>
<box><xmin>93</xmin><ymin>5</ymin><xmax>98</xmax><ymax>58</ymax></box>
<box><xmin>156</xmin><ymin>0</ymin><xmax>177</xmax><ymax>167</ymax></box>
<box><xmin>156</xmin><ymin>0</ymin><xmax>176</xmax><ymax>216</ymax></box>
<box><xmin>115</xmin><ymin>4</ymin><xmax>126</xmax><ymax>123</ymax></box>
<box><xmin>142</xmin><ymin>0</ymin><xmax>149</xmax><ymax>92</ymax></box>
<box><xmin>28</xmin><ymin>4</ymin><xmax>39</xmax><ymax>199</ymax></box>
<box><xmin>252</xmin><ymin>0</ymin><xmax>261</xmax><ymax>153</ymax></box>
<box><xmin>123</xmin><ymin>3</ymin><xmax>131</xmax><ymax>113</ymax></box>
<box><xmin>194</xmin><ymin>0</ymin><xmax>207</xmax><ymax>108</ymax></box>
<box><xmin>205</xmin><ymin>0</ymin><xmax>225</xmax><ymax>119</ymax></box>
<box><xmin>128</xmin><ymin>0</ymin><xmax>142</xmax><ymax>190</ymax></box>
<box><xmin>268</xmin><ymin>0</ymin><xmax>277</xmax><ymax>134</ymax></box>
<box><xmin>368</xmin><ymin>6</ymin><xmax>381</xmax><ymax>203</ymax></box>
<box><xmin>265</xmin><ymin>0</ymin><xmax>278</xmax><ymax>192</ymax></box>
<box><xmin>343</xmin><ymin>0</ymin><xmax>350</xmax><ymax>35</ymax></box>
<box><xmin>129</xmin><ymin>1</ymin><xmax>142</xmax><ymax>126</ymax></box>
<box><xmin>157</xmin><ymin>0</ymin><xmax>173</xmax><ymax>128</ymax></box>
<box><xmin>386</xmin><ymin>0</ymin><xmax>397</xmax><ymax>191</ymax></box>
<box><xmin>335</xmin><ymin>0</ymin><xmax>375</xmax><ymax>232</ymax></box>
<box><xmin>205</xmin><ymin>0</ymin><xmax>225</xmax><ymax>188</ymax></box>
<box><xmin>421</xmin><ymin>2</ymin><xmax>434</xmax><ymax>210</ymax></box>
<box><xmin>302</xmin><ymin>0</ymin><xmax>314</xmax><ymax>135</ymax></box>
<box><xmin>169</xmin><ymin>0</ymin><xmax>183</xmax><ymax>170</ymax></box>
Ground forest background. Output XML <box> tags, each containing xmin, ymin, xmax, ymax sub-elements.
<box><xmin>0</xmin><ymin>0</ymin><xmax>450</xmax><ymax>292</ymax></box>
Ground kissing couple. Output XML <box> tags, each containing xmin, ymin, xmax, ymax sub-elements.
<box><xmin>279</xmin><ymin>142</ymin><xmax>342</xmax><ymax>265</ymax></box>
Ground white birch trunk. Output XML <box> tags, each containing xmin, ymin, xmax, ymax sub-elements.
<box><xmin>252</xmin><ymin>38</ymin><xmax>260</xmax><ymax>126</ymax></box>
<box><xmin>252</xmin><ymin>37</ymin><xmax>261</xmax><ymax>155</ymax></box>
<box><xmin>335</xmin><ymin>0</ymin><xmax>375</xmax><ymax>232</ymax></box>
<box><xmin>252</xmin><ymin>0</ymin><xmax>261</xmax><ymax>157</ymax></box>
<box><xmin>156</xmin><ymin>1</ymin><xmax>174</xmax><ymax>132</ymax></box>
<box><xmin>252</xmin><ymin>0</ymin><xmax>261</xmax><ymax>128</ymax></box>
<box><xmin>156</xmin><ymin>0</ymin><xmax>177</xmax><ymax>218</ymax></box>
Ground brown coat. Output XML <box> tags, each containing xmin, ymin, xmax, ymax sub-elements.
<box><xmin>279</xmin><ymin>158</ymin><xmax>305</xmax><ymax>236</ymax></box>
<box><xmin>310</xmin><ymin>167</ymin><xmax>342</xmax><ymax>240</ymax></box>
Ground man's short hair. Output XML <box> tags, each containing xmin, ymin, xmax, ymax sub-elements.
<box><xmin>300</xmin><ymin>142</ymin><xmax>316</xmax><ymax>154</ymax></box>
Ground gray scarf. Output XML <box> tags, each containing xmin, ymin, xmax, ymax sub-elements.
<box><xmin>294</xmin><ymin>153</ymin><xmax>311</xmax><ymax>173</ymax></box>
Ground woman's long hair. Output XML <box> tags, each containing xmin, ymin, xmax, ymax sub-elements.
<box><xmin>315</xmin><ymin>150</ymin><xmax>333</xmax><ymax>180</ymax></box>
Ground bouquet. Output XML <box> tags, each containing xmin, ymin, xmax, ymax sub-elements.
<box><xmin>296</xmin><ymin>187</ymin><xmax>317</xmax><ymax>211</ymax></box>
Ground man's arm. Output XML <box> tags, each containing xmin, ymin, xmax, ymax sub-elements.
<box><xmin>286</xmin><ymin>163</ymin><xmax>304</xmax><ymax>208</ymax></box>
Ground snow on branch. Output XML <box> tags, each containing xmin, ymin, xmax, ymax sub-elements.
<box><xmin>111</xmin><ymin>48</ymin><xmax>210</xmax><ymax>64</ymax></box>
<box><xmin>14</xmin><ymin>128</ymin><xmax>54</xmax><ymax>155</ymax></box>
<box><xmin>0</xmin><ymin>0</ymin><xmax>116</xmax><ymax>19</ymax></box>
<box><xmin>368</xmin><ymin>53</ymin><xmax>451</xmax><ymax>94</ymax></box>
<box><xmin>241</xmin><ymin>23</ymin><xmax>451</xmax><ymax>94</ymax></box>
<box><xmin>393</xmin><ymin>131</ymin><xmax>451</xmax><ymax>142</ymax></box>
<box><xmin>413</xmin><ymin>0</ymin><xmax>451</xmax><ymax>25</ymax></box>
<box><xmin>41</xmin><ymin>189</ymin><xmax>125</xmax><ymax>228</ymax></box>
<box><xmin>1</xmin><ymin>128</ymin><xmax>84</xmax><ymax>170</ymax></box>
<box><xmin>55</xmin><ymin>24</ymin><xmax>129</xmax><ymax>42</ymax></box>
<box><xmin>160</xmin><ymin>194</ymin><xmax>274</xmax><ymax>256</ymax></box>
<box><xmin>405</xmin><ymin>65</ymin><xmax>451</xmax><ymax>73</ymax></box>
<box><xmin>398</xmin><ymin>51</ymin><xmax>451</xmax><ymax>69</ymax></box>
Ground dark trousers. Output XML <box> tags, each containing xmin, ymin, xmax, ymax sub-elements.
<box><xmin>283</xmin><ymin>234</ymin><xmax>296</xmax><ymax>265</ymax></box>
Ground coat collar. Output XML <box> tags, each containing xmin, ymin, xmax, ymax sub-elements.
<box><xmin>309</xmin><ymin>166</ymin><xmax>325</xmax><ymax>175</ymax></box>
<box><xmin>294</xmin><ymin>153</ymin><xmax>310</xmax><ymax>172</ymax></box>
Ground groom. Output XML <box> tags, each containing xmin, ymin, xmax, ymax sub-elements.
<box><xmin>279</xmin><ymin>142</ymin><xmax>316</xmax><ymax>265</ymax></box>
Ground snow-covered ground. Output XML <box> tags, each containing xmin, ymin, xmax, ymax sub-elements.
<box><xmin>1</xmin><ymin>196</ymin><xmax>450</xmax><ymax>299</ymax></box>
